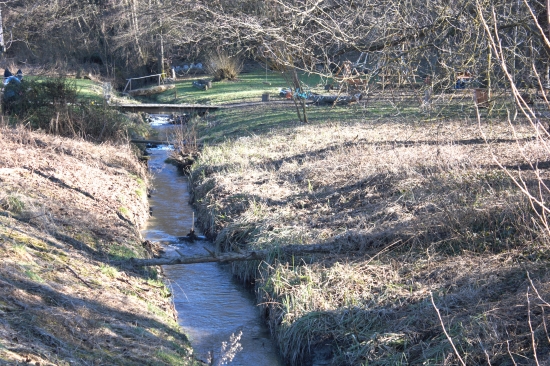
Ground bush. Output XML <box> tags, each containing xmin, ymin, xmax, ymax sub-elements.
<box><xmin>66</xmin><ymin>104</ymin><xmax>132</xmax><ymax>142</ymax></box>
<box><xmin>205</xmin><ymin>51</ymin><xmax>243</xmax><ymax>81</ymax></box>
<box><xmin>3</xmin><ymin>77</ymin><xmax>132</xmax><ymax>142</ymax></box>
<box><xmin>3</xmin><ymin>77</ymin><xmax>78</xmax><ymax>116</ymax></box>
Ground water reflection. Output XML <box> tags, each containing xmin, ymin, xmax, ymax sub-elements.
<box><xmin>141</xmin><ymin>119</ymin><xmax>281</xmax><ymax>365</ymax></box>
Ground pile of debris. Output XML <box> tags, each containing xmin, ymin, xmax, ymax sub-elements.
<box><xmin>192</xmin><ymin>79</ymin><xmax>212</xmax><ymax>90</ymax></box>
<box><xmin>173</xmin><ymin>63</ymin><xmax>204</xmax><ymax>75</ymax></box>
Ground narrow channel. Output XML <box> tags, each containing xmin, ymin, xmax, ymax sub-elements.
<box><xmin>141</xmin><ymin>118</ymin><xmax>283</xmax><ymax>365</ymax></box>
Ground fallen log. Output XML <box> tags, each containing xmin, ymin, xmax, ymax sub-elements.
<box><xmin>126</xmin><ymin>242</ymin><xmax>344</xmax><ymax>266</ymax></box>
<box><xmin>128</xmin><ymin>84</ymin><xmax>175</xmax><ymax>96</ymax></box>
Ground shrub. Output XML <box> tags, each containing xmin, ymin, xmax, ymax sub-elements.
<box><xmin>205</xmin><ymin>51</ymin><xmax>243</xmax><ymax>81</ymax></box>
<box><xmin>3</xmin><ymin>77</ymin><xmax>78</xmax><ymax>116</ymax></box>
<box><xmin>3</xmin><ymin>77</ymin><xmax>132</xmax><ymax>142</ymax></box>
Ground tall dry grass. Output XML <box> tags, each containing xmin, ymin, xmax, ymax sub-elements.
<box><xmin>0</xmin><ymin>125</ymin><xmax>200</xmax><ymax>365</ymax></box>
<box><xmin>205</xmin><ymin>51</ymin><xmax>243</xmax><ymax>81</ymax></box>
<box><xmin>190</xmin><ymin>118</ymin><xmax>550</xmax><ymax>364</ymax></box>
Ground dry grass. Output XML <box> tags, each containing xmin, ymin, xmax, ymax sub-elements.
<box><xmin>190</xmin><ymin>117</ymin><xmax>550</xmax><ymax>364</ymax></box>
<box><xmin>0</xmin><ymin>126</ymin><xmax>201</xmax><ymax>365</ymax></box>
<box><xmin>168</xmin><ymin>118</ymin><xmax>200</xmax><ymax>170</ymax></box>
<box><xmin>205</xmin><ymin>51</ymin><xmax>243</xmax><ymax>82</ymax></box>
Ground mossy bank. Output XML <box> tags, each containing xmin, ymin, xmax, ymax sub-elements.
<box><xmin>0</xmin><ymin>126</ymin><xmax>202</xmax><ymax>365</ymax></box>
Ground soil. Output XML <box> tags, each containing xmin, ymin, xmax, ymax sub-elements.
<box><xmin>0</xmin><ymin>126</ymin><xmax>202</xmax><ymax>365</ymax></box>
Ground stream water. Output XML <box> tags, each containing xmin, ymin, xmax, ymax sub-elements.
<box><xmin>141</xmin><ymin>119</ymin><xmax>283</xmax><ymax>365</ymax></box>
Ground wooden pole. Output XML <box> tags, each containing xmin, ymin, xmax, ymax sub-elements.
<box><xmin>159</xmin><ymin>33</ymin><xmax>164</xmax><ymax>76</ymax></box>
<box><xmin>121</xmin><ymin>240</ymin><xmax>389</xmax><ymax>267</ymax></box>
<box><xmin>0</xmin><ymin>7</ymin><xmax>5</xmax><ymax>53</ymax></box>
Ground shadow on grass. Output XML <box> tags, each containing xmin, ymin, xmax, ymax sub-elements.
<box><xmin>269</xmin><ymin>264</ymin><xmax>550</xmax><ymax>365</ymax></box>
<box><xmin>198</xmin><ymin>104</ymin><xmax>368</xmax><ymax>143</ymax></box>
<box><xmin>197</xmin><ymin>99</ymin><xmax>514</xmax><ymax>144</ymax></box>
<box><xmin>0</xmin><ymin>273</ymin><xmax>192</xmax><ymax>365</ymax></box>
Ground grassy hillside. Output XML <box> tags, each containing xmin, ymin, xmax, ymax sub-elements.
<box><xmin>0</xmin><ymin>126</ymin><xmax>201</xmax><ymax>366</ymax></box>
<box><xmin>189</xmin><ymin>103</ymin><xmax>550</xmax><ymax>364</ymax></box>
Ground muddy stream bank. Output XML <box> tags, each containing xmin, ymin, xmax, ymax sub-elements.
<box><xmin>140</xmin><ymin>118</ymin><xmax>282</xmax><ymax>365</ymax></box>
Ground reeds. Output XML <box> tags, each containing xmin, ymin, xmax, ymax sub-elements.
<box><xmin>205</xmin><ymin>51</ymin><xmax>243</xmax><ymax>82</ymax></box>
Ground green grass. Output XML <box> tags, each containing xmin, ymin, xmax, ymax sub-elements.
<box><xmin>147</xmin><ymin>278</ymin><xmax>172</xmax><ymax>297</ymax></box>
<box><xmin>196</xmin><ymin>103</ymin><xmax>371</xmax><ymax>144</ymax></box>
<box><xmin>0</xmin><ymin>195</ymin><xmax>25</xmax><ymax>213</ymax></box>
<box><xmin>73</xmin><ymin>78</ymin><xmax>105</xmax><ymax>103</ymax></box>
<box><xmin>112</xmin><ymin>65</ymin><xmax>514</xmax><ymax>150</ymax></box>
<box><xmin>21</xmin><ymin>76</ymin><xmax>105</xmax><ymax>104</ymax></box>
<box><xmin>108</xmin><ymin>243</ymin><xmax>136</xmax><ymax>260</ymax></box>
<box><xmin>22</xmin><ymin>265</ymin><xmax>44</xmax><ymax>282</ymax></box>
<box><xmin>136</xmin><ymin>69</ymin><xmax>329</xmax><ymax>105</ymax></box>
<box><xmin>100</xmin><ymin>264</ymin><xmax>119</xmax><ymax>278</ymax></box>
<box><xmin>193</xmin><ymin>94</ymin><xmax>513</xmax><ymax>144</ymax></box>
<box><xmin>155</xmin><ymin>349</ymin><xmax>196</xmax><ymax>366</ymax></box>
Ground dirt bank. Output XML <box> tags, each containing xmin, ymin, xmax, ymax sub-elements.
<box><xmin>190</xmin><ymin>116</ymin><xmax>550</xmax><ymax>365</ymax></box>
<box><xmin>0</xmin><ymin>126</ymin><xmax>202</xmax><ymax>365</ymax></box>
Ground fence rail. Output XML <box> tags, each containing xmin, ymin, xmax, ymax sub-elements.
<box><xmin>122</xmin><ymin>73</ymin><xmax>165</xmax><ymax>93</ymax></box>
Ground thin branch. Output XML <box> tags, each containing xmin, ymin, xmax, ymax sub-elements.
<box><xmin>65</xmin><ymin>265</ymin><xmax>92</xmax><ymax>289</ymax></box>
<box><xmin>430</xmin><ymin>291</ymin><xmax>467</xmax><ymax>366</ymax></box>
<box><xmin>527</xmin><ymin>287</ymin><xmax>541</xmax><ymax>366</ymax></box>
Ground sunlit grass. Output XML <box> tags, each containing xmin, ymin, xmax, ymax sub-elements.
<box><xmin>190</xmin><ymin>114</ymin><xmax>548</xmax><ymax>365</ymax></box>
<box><xmin>73</xmin><ymin>78</ymin><xmax>104</xmax><ymax>103</ymax></box>
<box><xmin>137</xmin><ymin>68</ymin><xmax>328</xmax><ymax>105</ymax></box>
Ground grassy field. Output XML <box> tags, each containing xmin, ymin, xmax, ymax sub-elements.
<box><xmin>133</xmin><ymin>69</ymin><xmax>328</xmax><ymax>105</ymax></box>
<box><xmin>18</xmin><ymin>76</ymin><xmax>107</xmax><ymax>104</ymax></box>
<box><xmin>0</xmin><ymin>126</ymin><xmax>202</xmax><ymax>365</ymax></box>
<box><xmin>73</xmin><ymin>78</ymin><xmax>107</xmax><ymax>103</ymax></box>
<box><xmin>130</xmin><ymin>68</ymin><xmax>516</xmax><ymax>147</ymax></box>
<box><xmin>187</xmin><ymin>86</ymin><xmax>550</xmax><ymax>365</ymax></box>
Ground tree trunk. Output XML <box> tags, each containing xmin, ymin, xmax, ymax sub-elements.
<box><xmin>0</xmin><ymin>7</ymin><xmax>4</xmax><ymax>53</ymax></box>
<box><xmin>123</xmin><ymin>242</ymin><xmax>367</xmax><ymax>267</ymax></box>
<box><xmin>158</xmin><ymin>33</ymin><xmax>164</xmax><ymax>75</ymax></box>
<box><xmin>131</xmin><ymin>0</ymin><xmax>145</xmax><ymax>63</ymax></box>
<box><xmin>292</xmin><ymin>69</ymin><xmax>308</xmax><ymax>123</ymax></box>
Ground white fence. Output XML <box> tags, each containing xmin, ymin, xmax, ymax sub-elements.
<box><xmin>122</xmin><ymin>73</ymin><xmax>165</xmax><ymax>93</ymax></box>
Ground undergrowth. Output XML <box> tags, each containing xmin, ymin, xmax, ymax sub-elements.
<box><xmin>3</xmin><ymin>77</ymin><xmax>141</xmax><ymax>142</ymax></box>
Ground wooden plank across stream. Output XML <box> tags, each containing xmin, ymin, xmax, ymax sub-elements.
<box><xmin>115</xmin><ymin>103</ymin><xmax>226</xmax><ymax>115</ymax></box>
<box><xmin>123</xmin><ymin>239</ymin><xmax>405</xmax><ymax>266</ymax></box>
<box><xmin>126</xmin><ymin>243</ymin><xmax>345</xmax><ymax>267</ymax></box>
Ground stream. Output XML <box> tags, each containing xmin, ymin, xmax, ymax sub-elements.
<box><xmin>141</xmin><ymin>117</ymin><xmax>283</xmax><ymax>365</ymax></box>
